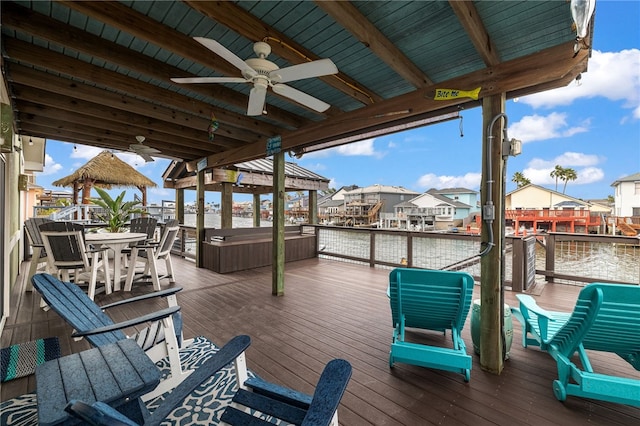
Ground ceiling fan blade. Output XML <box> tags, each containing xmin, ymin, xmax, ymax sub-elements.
<box><xmin>129</xmin><ymin>144</ymin><xmax>161</xmax><ymax>154</ymax></box>
<box><xmin>171</xmin><ymin>77</ymin><xmax>248</xmax><ymax>84</ymax></box>
<box><xmin>138</xmin><ymin>152</ymin><xmax>155</xmax><ymax>163</ymax></box>
<box><xmin>247</xmin><ymin>85</ymin><xmax>267</xmax><ymax>116</ymax></box>
<box><xmin>271</xmin><ymin>59</ymin><xmax>338</xmax><ymax>83</ymax></box>
<box><xmin>193</xmin><ymin>37</ymin><xmax>254</xmax><ymax>73</ymax></box>
<box><xmin>272</xmin><ymin>84</ymin><xmax>330</xmax><ymax>112</ymax></box>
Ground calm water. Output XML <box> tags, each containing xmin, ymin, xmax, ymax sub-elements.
<box><xmin>183</xmin><ymin>213</ymin><xmax>273</xmax><ymax>228</ymax></box>
<box><xmin>183</xmin><ymin>215</ymin><xmax>639</xmax><ymax>284</ymax></box>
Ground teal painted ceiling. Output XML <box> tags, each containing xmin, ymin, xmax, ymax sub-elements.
<box><xmin>1</xmin><ymin>1</ymin><xmax>592</xmax><ymax>165</ymax></box>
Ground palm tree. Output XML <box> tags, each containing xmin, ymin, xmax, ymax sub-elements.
<box><xmin>512</xmin><ymin>172</ymin><xmax>531</xmax><ymax>188</ymax></box>
<box><xmin>550</xmin><ymin>165</ymin><xmax>564</xmax><ymax>191</ymax></box>
<box><xmin>561</xmin><ymin>168</ymin><xmax>578</xmax><ymax>194</ymax></box>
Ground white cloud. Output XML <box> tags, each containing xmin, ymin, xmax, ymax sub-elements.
<box><xmin>416</xmin><ymin>172</ymin><xmax>482</xmax><ymax>190</ymax></box>
<box><xmin>40</xmin><ymin>154</ymin><xmax>63</xmax><ymax>175</ymax></box>
<box><xmin>71</xmin><ymin>145</ymin><xmax>105</xmax><ymax>160</ymax></box>
<box><xmin>149</xmin><ymin>187</ymin><xmax>172</xmax><ymax>197</ymax></box>
<box><xmin>335</xmin><ymin>139</ymin><xmax>378</xmax><ymax>156</ymax></box>
<box><xmin>508</xmin><ymin>112</ymin><xmax>589</xmax><ymax>142</ymax></box>
<box><xmin>521</xmin><ymin>152</ymin><xmax>605</xmax><ymax>186</ymax></box>
<box><xmin>303</xmin><ymin>162</ymin><xmax>327</xmax><ymax>172</ymax></box>
<box><xmin>303</xmin><ymin>139</ymin><xmax>383</xmax><ymax>159</ymax></box>
<box><xmin>519</xmin><ymin>49</ymin><xmax>640</xmax><ymax>116</ymax></box>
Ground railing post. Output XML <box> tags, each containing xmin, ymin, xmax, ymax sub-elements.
<box><xmin>407</xmin><ymin>232</ymin><xmax>413</xmax><ymax>267</ymax></box>
<box><xmin>545</xmin><ymin>233</ymin><xmax>556</xmax><ymax>282</ymax></box>
<box><xmin>369</xmin><ymin>231</ymin><xmax>375</xmax><ymax>268</ymax></box>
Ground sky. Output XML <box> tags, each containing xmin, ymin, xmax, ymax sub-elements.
<box><xmin>35</xmin><ymin>0</ymin><xmax>640</xmax><ymax>206</ymax></box>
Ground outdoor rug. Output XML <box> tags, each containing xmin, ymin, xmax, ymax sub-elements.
<box><xmin>0</xmin><ymin>338</ymin><xmax>60</xmax><ymax>383</ymax></box>
<box><xmin>0</xmin><ymin>336</ymin><xmax>266</xmax><ymax>426</ymax></box>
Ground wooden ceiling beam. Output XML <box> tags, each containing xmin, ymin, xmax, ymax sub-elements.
<box><xmin>168</xmin><ymin>171</ymin><xmax>327</xmax><ymax>192</ymax></box>
<box><xmin>449</xmin><ymin>1</ymin><xmax>501</xmax><ymax>66</ymax></box>
<box><xmin>11</xmin><ymin>85</ymin><xmax>242</xmax><ymax>150</ymax></box>
<box><xmin>2</xmin><ymin>2</ymin><xmax>306</xmax><ymax>130</ymax></box>
<box><xmin>15</xmin><ymin>99</ymin><xmax>223</xmax><ymax>155</ymax></box>
<box><xmin>315</xmin><ymin>1</ymin><xmax>432</xmax><ymax>87</ymax></box>
<box><xmin>193</xmin><ymin>41</ymin><xmax>587</xmax><ymax>168</ymax></box>
<box><xmin>183</xmin><ymin>0</ymin><xmax>382</xmax><ymax>105</ymax></box>
<box><xmin>3</xmin><ymin>38</ymin><xmax>280</xmax><ymax>138</ymax></box>
<box><xmin>7</xmin><ymin>64</ymin><xmax>262</xmax><ymax>144</ymax></box>
<box><xmin>19</xmin><ymin>122</ymin><xmax>200</xmax><ymax>161</ymax></box>
<box><xmin>18</xmin><ymin>117</ymin><xmax>209</xmax><ymax>160</ymax></box>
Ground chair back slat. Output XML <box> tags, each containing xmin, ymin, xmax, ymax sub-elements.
<box><xmin>157</xmin><ymin>226</ymin><xmax>179</xmax><ymax>257</ymax></box>
<box><xmin>130</xmin><ymin>217</ymin><xmax>158</xmax><ymax>244</ymax></box>
<box><xmin>40</xmin><ymin>222</ymin><xmax>90</xmax><ymax>269</ymax></box>
<box><xmin>25</xmin><ymin>217</ymin><xmax>53</xmax><ymax>247</ymax></box>
<box><xmin>389</xmin><ymin>268</ymin><xmax>474</xmax><ymax>332</ymax></box>
<box><xmin>553</xmin><ymin>283</ymin><xmax>640</xmax><ymax>369</ymax></box>
<box><xmin>31</xmin><ymin>274</ymin><xmax>126</xmax><ymax>347</ymax></box>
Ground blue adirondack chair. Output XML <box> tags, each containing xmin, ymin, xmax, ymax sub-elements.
<box><xmin>511</xmin><ymin>283</ymin><xmax>640</xmax><ymax>407</ymax></box>
<box><xmin>64</xmin><ymin>335</ymin><xmax>353</xmax><ymax>426</ymax></box>
<box><xmin>31</xmin><ymin>273</ymin><xmax>193</xmax><ymax>401</ymax></box>
<box><xmin>388</xmin><ymin>268</ymin><xmax>474</xmax><ymax>381</ymax></box>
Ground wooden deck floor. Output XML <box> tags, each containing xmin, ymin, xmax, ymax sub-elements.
<box><xmin>2</xmin><ymin>257</ymin><xmax>639</xmax><ymax>425</ymax></box>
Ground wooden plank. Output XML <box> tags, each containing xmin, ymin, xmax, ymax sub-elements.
<box><xmin>6</xmin><ymin>257</ymin><xmax>640</xmax><ymax>425</ymax></box>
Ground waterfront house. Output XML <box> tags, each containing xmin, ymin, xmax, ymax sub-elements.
<box><xmin>611</xmin><ymin>172</ymin><xmax>640</xmax><ymax>217</ymax></box>
<box><xmin>387</xmin><ymin>188</ymin><xmax>479</xmax><ymax>231</ymax></box>
<box><xmin>506</xmin><ymin>184</ymin><xmax>610</xmax><ymax>213</ymax></box>
<box><xmin>428</xmin><ymin>188</ymin><xmax>480</xmax><ymax>213</ymax></box>
<box><xmin>318</xmin><ymin>185</ymin><xmax>358</xmax><ymax>224</ymax></box>
<box><xmin>344</xmin><ymin>184</ymin><xmax>419</xmax><ymax>227</ymax></box>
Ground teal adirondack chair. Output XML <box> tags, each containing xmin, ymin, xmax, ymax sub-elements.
<box><xmin>388</xmin><ymin>268</ymin><xmax>474</xmax><ymax>381</ymax></box>
<box><xmin>511</xmin><ymin>283</ymin><xmax>640</xmax><ymax>407</ymax></box>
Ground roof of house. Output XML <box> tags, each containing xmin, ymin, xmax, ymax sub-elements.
<box><xmin>345</xmin><ymin>184</ymin><xmax>419</xmax><ymax>195</ymax></box>
<box><xmin>427</xmin><ymin>187</ymin><xmax>478</xmax><ymax>195</ymax></box>
<box><xmin>611</xmin><ymin>172</ymin><xmax>640</xmax><ymax>186</ymax></box>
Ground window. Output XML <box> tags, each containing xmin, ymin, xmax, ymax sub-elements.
<box><xmin>635</xmin><ymin>182</ymin><xmax>640</xmax><ymax>195</ymax></box>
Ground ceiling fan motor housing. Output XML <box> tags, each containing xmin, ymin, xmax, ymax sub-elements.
<box><xmin>244</xmin><ymin>58</ymin><xmax>279</xmax><ymax>80</ymax></box>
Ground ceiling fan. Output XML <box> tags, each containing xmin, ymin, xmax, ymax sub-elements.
<box><xmin>171</xmin><ymin>37</ymin><xmax>338</xmax><ymax>116</ymax></box>
<box><xmin>128</xmin><ymin>136</ymin><xmax>160</xmax><ymax>162</ymax></box>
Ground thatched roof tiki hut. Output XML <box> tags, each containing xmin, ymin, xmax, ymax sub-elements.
<box><xmin>52</xmin><ymin>150</ymin><xmax>157</xmax><ymax>211</ymax></box>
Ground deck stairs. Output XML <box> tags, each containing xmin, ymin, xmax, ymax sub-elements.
<box><xmin>368</xmin><ymin>201</ymin><xmax>384</xmax><ymax>220</ymax></box>
<box><xmin>616</xmin><ymin>221</ymin><xmax>639</xmax><ymax>236</ymax></box>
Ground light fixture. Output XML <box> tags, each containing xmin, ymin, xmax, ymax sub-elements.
<box><xmin>29</xmin><ymin>136</ymin><xmax>33</xmax><ymax>146</ymax></box>
<box><xmin>575</xmin><ymin>73</ymin><xmax>582</xmax><ymax>87</ymax></box>
<box><xmin>571</xmin><ymin>0</ymin><xmax>595</xmax><ymax>39</ymax></box>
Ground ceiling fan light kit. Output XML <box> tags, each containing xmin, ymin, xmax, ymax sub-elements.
<box><xmin>171</xmin><ymin>37</ymin><xmax>338</xmax><ymax>116</ymax></box>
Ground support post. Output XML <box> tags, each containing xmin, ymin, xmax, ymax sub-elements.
<box><xmin>272</xmin><ymin>151</ymin><xmax>285</xmax><ymax>296</ymax></box>
<box><xmin>253</xmin><ymin>193</ymin><xmax>261</xmax><ymax>227</ymax></box>
<box><xmin>176</xmin><ymin>188</ymin><xmax>184</xmax><ymax>225</ymax></box>
<box><xmin>195</xmin><ymin>170</ymin><xmax>205</xmax><ymax>268</ymax></box>
<box><xmin>221</xmin><ymin>182</ymin><xmax>233</xmax><ymax>229</ymax></box>
<box><xmin>308</xmin><ymin>190</ymin><xmax>318</xmax><ymax>224</ymax></box>
<box><xmin>480</xmin><ymin>94</ymin><xmax>505</xmax><ymax>374</ymax></box>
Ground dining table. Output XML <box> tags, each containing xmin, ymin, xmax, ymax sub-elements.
<box><xmin>85</xmin><ymin>232</ymin><xmax>148</xmax><ymax>291</ymax></box>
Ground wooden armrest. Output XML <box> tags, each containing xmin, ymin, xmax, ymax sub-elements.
<box><xmin>99</xmin><ymin>287</ymin><xmax>183</xmax><ymax>310</ymax></box>
<box><xmin>245</xmin><ymin>376</ymin><xmax>312</xmax><ymax>408</ymax></box>
<box><xmin>516</xmin><ymin>295</ymin><xmax>559</xmax><ymax>321</ymax></box>
<box><xmin>71</xmin><ymin>306</ymin><xmax>180</xmax><ymax>337</ymax></box>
